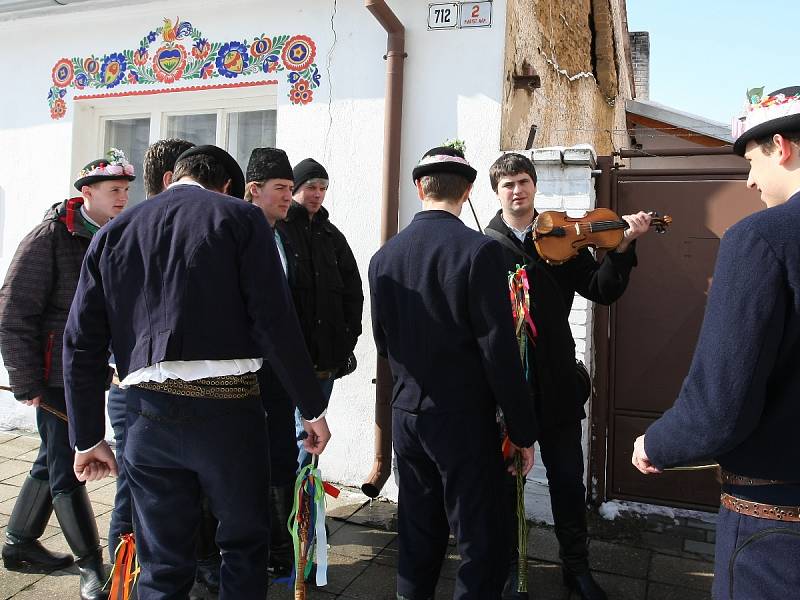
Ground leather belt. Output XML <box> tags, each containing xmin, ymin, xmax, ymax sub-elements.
<box><xmin>720</xmin><ymin>492</ymin><xmax>800</xmax><ymax>522</ymax></box>
<box><xmin>134</xmin><ymin>373</ymin><xmax>259</xmax><ymax>400</ymax></box>
<box><xmin>720</xmin><ymin>469</ymin><xmax>800</xmax><ymax>487</ymax></box>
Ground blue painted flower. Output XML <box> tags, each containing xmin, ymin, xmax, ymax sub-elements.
<box><xmin>59</xmin><ymin>88</ymin><xmax>67</xmax><ymax>98</ymax></box>
<box><xmin>75</xmin><ymin>73</ymin><xmax>89</xmax><ymax>89</ymax></box>
<box><xmin>147</xmin><ymin>31</ymin><xmax>157</xmax><ymax>43</ymax></box>
<box><xmin>194</xmin><ymin>37</ymin><xmax>208</xmax><ymax>51</ymax></box>
<box><xmin>47</xmin><ymin>89</ymin><xmax>53</xmax><ymax>100</ymax></box>
<box><xmin>310</xmin><ymin>67</ymin><xmax>321</xmax><ymax>87</ymax></box>
<box><xmin>215</xmin><ymin>41</ymin><xmax>249</xmax><ymax>78</ymax></box>
<box><xmin>288</xmin><ymin>71</ymin><xmax>300</xmax><ymax>84</ymax></box>
<box><xmin>100</xmin><ymin>53</ymin><xmax>127</xmax><ymax>88</ymax></box>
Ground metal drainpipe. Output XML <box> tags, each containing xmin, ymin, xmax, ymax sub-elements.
<box><xmin>361</xmin><ymin>0</ymin><xmax>406</xmax><ymax>498</ymax></box>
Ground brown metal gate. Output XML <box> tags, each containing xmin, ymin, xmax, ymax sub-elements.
<box><xmin>590</xmin><ymin>153</ymin><xmax>763</xmax><ymax>510</ymax></box>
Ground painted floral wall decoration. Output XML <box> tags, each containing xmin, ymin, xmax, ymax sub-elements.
<box><xmin>48</xmin><ymin>17</ymin><xmax>321</xmax><ymax>119</ymax></box>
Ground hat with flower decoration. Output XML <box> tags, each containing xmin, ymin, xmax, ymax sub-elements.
<box><xmin>732</xmin><ymin>86</ymin><xmax>800</xmax><ymax>156</ymax></box>
<box><xmin>411</xmin><ymin>144</ymin><xmax>477</xmax><ymax>184</ymax></box>
<box><xmin>74</xmin><ymin>148</ymin><xmax>136</xmax><ymax>190</ymax></box>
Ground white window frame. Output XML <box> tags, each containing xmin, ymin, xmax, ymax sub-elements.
<box><xmin>70</xmin><ymin>85</ymin><xmax>278</xmax><ymax>179</ymax></box>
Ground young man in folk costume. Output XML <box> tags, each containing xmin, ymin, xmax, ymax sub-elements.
<box><xmin>244</xmin><ymin>146</ymin><xmax>302</xmax><ymax>579</ymax></box>
<box><xmin>633</xmin><ymin>87</ymin><xmax>800</xmax><ymax>599</ymax></box>
<box><xmin>484</xmin><ymin>153</ymin><xmax>651</xmax><ymax>600</ymax></box>
<box><xmin>62</xmin><ymin>145</ymin><xmax>331</xmax><ymax>599</ymax></box>
<box><xmin>0</xmin><ymin>149</ymin><xmax>134</xmax><ymax>600</ymax></box>
<box><xmin>277</xmin><ymin>158</ymin><xmax>363</xmax><ymax>470</ymax></box>
<box><xmin>369</xmin><ymin>146</ymin><xmax>537</xmax><ymax>599</ymax></box>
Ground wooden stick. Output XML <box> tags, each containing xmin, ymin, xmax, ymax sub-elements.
<box><xmin>0</xmin><ymin>384</ymin><xmax>68</xmax><ymax>422</ymax></box>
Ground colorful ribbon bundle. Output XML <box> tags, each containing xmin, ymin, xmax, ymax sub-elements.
<box><xmin>504</xmin><ymin>265</ymin><xmax>538</xmax><ymax>594</ymax></box>
<box><xmin>107</xmin><ymin>533</ymin><xmax>138</xmax><ymax>600</ymax></box>
<box><xmin>288</xmin><ymin>455</ymin><xmax>340</xmax><ymax>599</ymax></box>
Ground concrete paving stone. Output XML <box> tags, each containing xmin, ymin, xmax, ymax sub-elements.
<box><xmin>345</xmin><ymin>499</ymin><xmax>397</xmax><ymax>532</ymax></box>
<box><xmin>434</xmin><ymin>576</ymin><xmax>456</xmax><ymax>599</ymax></box>
<box><xmin>13</xmin><ymin>449</ymin><xmax>40</xmax><ymax>463</ymax></box>
<box><xmin>588</xmin><ymin>539</ymin><xmax>651</xmax><ymax>579</ymax></box>
<box><xmin>706</xmin><ymin>531</ymin><xmax>715</xmax><ymax>544</ymax></box>
<box><xmin>640</xmin><ymin>531</ymin><xmax>684</xmax><ymax>553</ymax></box>
<box><xmin>0</xmin><ymin>440</ymin><xmax>37</xmax><ymax>461</ymax></box>
<box><xmin>3</xmin><ymin>473</ymin><xmax>28</xmax><ymax>487</ymax></box>
<box><xmin>0</xmin><ymin>567</ymin><xmax>47</xmax><ymax>598</ymax></box>
<box><xmin>650</xmin><ymin>554</ymin><xmax>714</xmax><ymax>592</ymax></box>
<box><xmin>7</xmin><ymin>567</ymin><xmax>83</xmax><ymax>599</ymax></box>
<box><xmin>583</xmin><ymin>572</ymin><xmax>646</xmax><ymax>600</ymax></box>
<box><xmin>0</xmin><ymin>461</ymin><xmax>32</xmax><ymax>486</ymax></box>
<box><xmin>0</xmin><ymin>435</ymin><xmax>39</xmax><ymax>451</ymax></box>
<box><xmin>527</xmin><ymin>524</ymin><xmax>561</xmax><ymax>563</ymax></box>
<box><xmin>437</xmin><ymin>548</ymin><xmax>461</xmax><ymax>580</ymax></box>
<box><xmin>647</xmin><ymin>581</ymin><xmax>711</xmax><ymax>600</ymax></box>
<box><xmin>683</xmin><ymin>539</ymin><xmax>715</xmax><ymax>557</ymax></box>
<box><xmin>685</xmin><ymin>517</ymin><xmax>716</xmax><ymax>531</ymax></box>
<box><xmin>340</xmin><ymin>561</ymin><xmax>396</xmax><ymax>599</ymax></box>
<box><xmin>87</xmin><ymin>480</ymin><xmax>118</xmax><ymax>507</ymax></box>
<box><xmin>0</xmin><ymin>432</ymin><xmax>20</xmax><ymax>444</ymax></box>
<box><xmin>327</xmin><ymin>522</ymin><xmax>395</xmax><ymax>562</ymax></box>
<box><xmin>527</xmin><ymin>560</ymin><xmax>570</xmax><ymax>600</ymax></box>
<box><xmin>325</xmin><ymin>487</ymin><xmax>367</xmax><ymax>519</ymax></box>
<box><xmin>0</xmin><ymin>484</ymin><xmax>20</xmax><ymax>503</ymax></box>
<box><xmin>315</xmin><ymin>546</ymin><xmax>371</xmax><ymax>595</ymax></box>
<box><xmin>372</xmin><ymin>537</ymin><xmax>398</xmax><ymax>568</ymax></box>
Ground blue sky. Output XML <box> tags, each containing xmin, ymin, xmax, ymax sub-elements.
<box><xmin>626</xmin><ymin>1</ymin><xmax>800</xmax><ymax>125</ymax></box>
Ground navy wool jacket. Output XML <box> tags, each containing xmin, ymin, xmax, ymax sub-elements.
<box><xmin>369</xmin><ymin>210</ymin><xmax>537</xmax><ymax>448</ymax></box>
<box><xmin>63</xmin><ymin>183</ymin><xmax>327</xmax><ymax>450</ymax></box>
<box><xmin>645</xmin><ymin>191</ymin><xmax>800</xmax><ymax>480</ymax></box>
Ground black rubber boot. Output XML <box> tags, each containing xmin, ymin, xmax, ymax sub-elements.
<box><xmin>502</xmin><ymin>474</ymin><xmax>529</xmax><ymax>600</ymax></box>
<box><xmin>563</xmin><ymin>569</ymin><xmax>608</xmax><ymax>600</ymax></box>
<box><xmin>2</xmin><ymin>475</ymin><xmax>73</xmax><ymax>572</ymax></box>
<box><xmin>53</xmin><ymin>486</ymin><xmax>108</xmax><ymax>600</ymax></box>
<box><xmin>268</xmin><ymin>484</ymin><xmax>295</xmax><ymax>578</ymax></box>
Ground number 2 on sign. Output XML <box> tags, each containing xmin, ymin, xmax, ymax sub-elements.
<box><xmin>472</xmin><ymin>5</ymin><xmax>480</xmax><ymax>17</ymax></box>
<box><xmin>435</xmin><ymin>8</ymin><xmax>452</xmax><ymax>23</ymax></box>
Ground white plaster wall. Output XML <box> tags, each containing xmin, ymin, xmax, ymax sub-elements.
<box><xmin>0</xmin><ymin>0</ymin><xmax>514</xmax><ymax>501</ymax></box>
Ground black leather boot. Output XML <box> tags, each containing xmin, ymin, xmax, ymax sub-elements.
<box><xmin>268</xmin><ymin>484</ymin><xmax>295</xmax><ymax>578</ymax></box>
<box><xmin>53</xmin><ymin>486</ymin><xmax>108</xmax><ymax>600</ymax></box>
<box><xmin>2</xmin><ymin>475</ymin><xmax>73</xmax><ymax>571</ymax></box>
<box><xmin>502</xmin><ymin>474</ymin><xmax>529</xmax><ymax>600</ymax></box>
<box><xmin>563</xmin><ymin>569</ymin><xmax>608</xmax><ymax>600</ymax></box>
<box><xmin>193</xmin><ymin>498</ymin><xmax>220</xmax><ymax>595</ymax></box>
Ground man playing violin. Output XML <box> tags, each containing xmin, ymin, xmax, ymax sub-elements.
<box><xmin>484</xmin><ymin>152</ymin><xmax>651</xmax><ymax>600</ymax></box>
<box><xmin>632</xmin><ymin>87</ymin><xmax>800</xmax><ymax>600</ymax></box>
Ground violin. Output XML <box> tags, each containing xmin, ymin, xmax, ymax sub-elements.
<box><xmin>532</xmin><ymin>208</ymin><xmax>672</xmax><ymax>265</ymax></box>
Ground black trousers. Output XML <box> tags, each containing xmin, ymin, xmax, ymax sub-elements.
<box><xmin>258</xmin><ymin>364</ymin><xmax>297</xmax><ymax>487</ymax></box>
<box><xmin>394</xmin><ymin>407</ymin><xmax>509</xmax><ymax>600</ymax></box>
<box><xmin>712</xmin><ymin>506</ymin><xmax>800</xmax><ymax>600</ymax></box>
<box><xmin>123</xmin><ymin>387</ymin><xmax>270</xmax><ymax>600</ymax></box>
<box><xmin>522</xmin><ymin>419</ymin><xmax>588</xmax><ymax>574</ymax></box>
<box><xmin>29</xmin><ymin>386</ymin><xmax>82</xmax><ymax>496</ymax></box>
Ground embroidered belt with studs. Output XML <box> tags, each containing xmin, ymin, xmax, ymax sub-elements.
<box><xmin>134</xmin><ymin>373</ymin><xmax>259</xmax><ymax>400</ymax></box>
<box><xmin>720</xmin><ymin>492</ymin><xmax>800</xmax><ymax>522</ymax></box>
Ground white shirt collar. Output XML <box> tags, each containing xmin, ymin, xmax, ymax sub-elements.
<box><xmin>501</xmin><ymin>215</ymin><xmax>533</xmax><ymax>242</ymax></box>
<box><xmin>168</xmin><ymin>179</ymin><xmax>206</xmax><ymax>190</ymax></box>
<box><xmin>79</xmin><ymin>205</ymin><xmax>102</xmax><ymax>228</ymax></box>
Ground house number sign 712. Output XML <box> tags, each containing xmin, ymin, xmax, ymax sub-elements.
<box><xmin>428</xmin><ymin>3</ymin><xmax>459</xmax><ymax>29</ymax></box>
<box><xmin>428</xmin><ymin>2</ymin><xmax>493</xmax><ymax>30</ymax></box>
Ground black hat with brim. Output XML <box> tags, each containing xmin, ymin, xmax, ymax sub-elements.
<box><xmin>175</xmin><ymin>145</ymin><xmax>245</xmax><ymax>199</ymax></box>
<box><xmin>246</xmin><ymin>148</ymin><xmax>293</xmax><ymax>184</ymax></box>
<box><xmin>733</xmin><ymin>86</ymin><xmax>800</xmax><ymax>156</ymax></box>
<box><xmin>74</xmin><ymin>158</ymin><xmax>136</xmax><ymax>191</ymax></box>
<box><xmin>412</xmin><ymin>146</ymin><xmax>477</xmax><ymax>183</ymax></box>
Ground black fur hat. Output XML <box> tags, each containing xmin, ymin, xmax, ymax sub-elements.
<box><xmin>246</xmin><ymin>148</ymin><xmax>294</xmax><ymax>184</ymax></box>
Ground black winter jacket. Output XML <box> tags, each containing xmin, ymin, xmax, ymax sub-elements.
<box><xmin>0</xmin><ymin>198</ymin><xmax>95</xmax><ymax>399</ymax></box>
<box><xmin>485</xmin><ymin>211</ymin><xmax>637</xmax><ymax>426</ymax></box>
<box><xmin>277</xmin><ymin>203</ymin><xmax>363</xmax><ymax>372</ymax></box>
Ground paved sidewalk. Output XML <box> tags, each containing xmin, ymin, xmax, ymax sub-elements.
<box><xmin>0</xmin><ymin>429</ymin><xmax>715</xmax><ymax>599</ymax></box>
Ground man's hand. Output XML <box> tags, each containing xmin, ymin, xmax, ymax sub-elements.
<box><xmin>631</xmin><ymin>434</ymin><xmax>661</xmax><ymax>475</ymax></box>
<box><xmin>616</xmin><ymin>211</ymin><xmax>652</xmax><ymax>253</ymax></box>
<box><xmin>22</xmin><ymin>395</ymin><xmax>42</xmax><ymax>407</ymax></box>
<box><xmin>74</xmin><ymin>441</ymin><xmax>118</xmax><ymax>482</ymax></box>
<box><xmin>302</xmin><ymin>417</ymin><xmax>332</xmax><ymax>455</ymax></box>
<box><xmin>507</xmin><ymin>443</ymin><xmax>535</xmax><ymax>477</ymax></box>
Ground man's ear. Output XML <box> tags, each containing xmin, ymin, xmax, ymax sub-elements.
<box><xmin>415</xmin><ymin>179</ymin><xmax>425</xmax><ymax>201</ymax></box>
<box><xmin>222</xmin><ymin>179</ymin><xmax>232</xmax><ymax>196</ymax></box>
<box><xmin>80</xmin><ymin>185</ymin><xmax>93</xmax><ymax>205</ymax></box>
<box><xmin>775</xmin><ymin>134</ymin><xmax>798</xmax><ymax>166</ymax></box>
<box><xmin>460</xmin><ymin>183</ymin><xmax>474</xmax><ymax>204</ymax></box>
<box><xmin>162</xmin><ymin>171</ymin><xmax>173</xmax><ymax>191</ymax></box>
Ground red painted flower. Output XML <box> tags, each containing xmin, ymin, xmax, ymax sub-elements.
<box><xmin>281</xmin><ymin>35</ymin><xmax>316</xmax><ymax>72</ymax></box>
<box><xmin>52</xmin><ymin>58</ymin><xmax>74</xmax><ymax>88</ymax></box>
<box><xmin>250</xmin><ymin>37</ymin><xmax>272</xmax><ymax>57</ymax></box>
<box><xmin>50</xmin><ymin>98</ymin><xmax>67</xmax><ymax>120</ymax></box>
<box><xmin>192</xmin><ymin>40</ymin><xmax>210</xmax><ymax>60</ymax></box>
<box><xmin>128</xmin><ymin>71</ymin><xmax>139</xmax><ymax>84</ymax></box>
<box><xmin>200</xmin><ymin>62</ymin><xmax>214</xmax><ymax>79</ymax></box>
<box><xmin>289</xmin><ymin>79</ymin><xmax>313</xmax><ymax>105</ymax></box>
<box><xmin>83</xmin><ymin>57</ymin><xmax>99</xmax><ymax>75</ymax></box>
<box><xmin>133</xmin><ymin>48</ymin><xmax>148</xmax><ymax>67</ymax></box>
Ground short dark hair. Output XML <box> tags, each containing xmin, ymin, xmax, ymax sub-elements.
<box><xmin>755</xmin><ymin>131</ymin><xmax>800</xmax><ymax>155</ymax></box>
<box><xmin>172</xmin><ymin>153</ymin><xmax>230</xmax><ymax>192</ymax></box>
<box><xmin>489</xmin><ymin>153</ymin><xmax>537</xmax><ymax>192</ymax></box>
<box><xmin>420</xmin><ymin>173</ymin><xmax>471</xmax><ymax>202</ymax></box>
<box><xmin>143</xmin><ymin>139</ymin><xmax>195</xmax><ymax>197</ymax></box>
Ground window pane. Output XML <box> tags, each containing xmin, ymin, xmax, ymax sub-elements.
<box><xmin>104</xmin><ymin>117</ymin><xmax>150</xmax><ymax>205</ymax></box>
<box><xmin>165</xmin><ymin>113</ymin><xmax>217</xmax><ymax>148</ymax></box>
<box><xmin>227</xmin><ymin>110</ymin><xmax>277</xmax><ymax>174</ymax></box>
